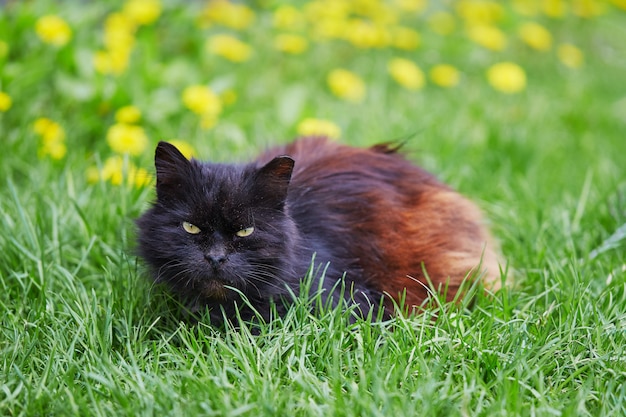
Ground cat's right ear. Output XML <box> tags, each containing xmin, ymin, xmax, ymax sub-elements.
<box><xmin>155</xmin><ymin>141</ymin><xmax>192</xmax><ymax>200</ymax></box>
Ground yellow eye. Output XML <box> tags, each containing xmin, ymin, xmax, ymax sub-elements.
<box><xmin>182</xmin><ymin>221</ymin><xmax>201</xmax><ymax>234</ymax></box>
<box><xmin>236</xmin><ymin>227</ymin><xmax>254</xmax><ymax>237</ymax></box>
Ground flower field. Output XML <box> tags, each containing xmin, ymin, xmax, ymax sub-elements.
<box><xmin>1</xmin><ymin>0</ymin><xmax>626</xmax><ymax>415</ymax></box>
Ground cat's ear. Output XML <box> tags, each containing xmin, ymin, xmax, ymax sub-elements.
<box><xmin>155</xmin><ymin>141</ymin><xmax>192</xmax><ymax>200</ymax></box>
<box><xmin>254</xmin><ymin>156</ymin><xmax>295</xmax><ymax>208</ymax></box>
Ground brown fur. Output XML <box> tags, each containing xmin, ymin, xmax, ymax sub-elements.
<box><xmin>260</xmin><ymin>137</ymin><xmax>503</xmax><ymax>310</ymax></box>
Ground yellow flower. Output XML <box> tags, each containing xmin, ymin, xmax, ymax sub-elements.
<box><xmin>387</xmin><ymin>58</ymin><xmax>425</xmax><ymax>91</ymax></box>
<box><xmin>428</xmin><ymin>11</ymin><xmax>455</xmax><ymax>35</ymax></box>
<box><xmin>390</xmin><ymin>27</ymin><xmax>421</xmax><ymax>50</ymax></box>
<box><xmin>128</xmin><ymin>166</ymin><xmax>152</xmax><ymax>187</ymax></box>
<box><xmin>486</xmin><ymin>62</ymin><xmax>527</xmax><ymax>94</ymax></box>
<box><xmin>274</xmin><ymin>34</ymin><xmax>308</xmax><ymax>54</ymax></box>
<box><xmin>612</xmin><ymin>0</ymin><xmax>626</xmax><ymax>11</ymax></box>
<box><xmin>542</xmin><ymin>0</ymin><xmax>567</xmax><ymax>17</ymax></box>
<box><xmin>93</xmin><ymin>49</ymin><xmax>132</xmax><ymax>75</ymax></box>
<box><xmin>296</xmin><ymin>118</ymin><xmax>341</xmax><ymax>140</ymax></box>
<box><xmin>518</xmin><ymin>22</ymin><xmax>552</xmax><ymax>51</ymax></box>
<box><xmin>467</xmin><ymin>25</ymin><xmax>507</xmax><ymax>51</ymax></box>
<box><xmin>115</xmin><ymin>105</ymin><xmax>142</xmax><ymax>124</ymax></box>
<box><xmin>206</xmin><ymin>34</ymin><xmax>252</xmax><ymax>62</ymax></box>
<box><xmin>122</xmin><ymin>0</ymin><xmax>162</xmax><ymax>25</ymax></box>
<box><xmin>572</xmin><ymin>0</ymin><xmax>607</xmax><ymax>17</ymax></box>
<box><xmin>201</xmin><ymin>1</ymin><xmax>255</xmax><ymax>30</ymax></box>
<box><xmin>557</xmin><ymin>43</ymin><xmax>584</xmax><ymax>68</ymax></box>
<box><xmin>512</xmin><ymin>0</ymin><xmax>540</xmax><ymax>16</ymax></box>
<box><xmin>327</xmin><ymin>69</ymin><xmax>366</xmax><ymax>102</ymax></box>
<box><xmin>35</xmin><ymin>15</ymin><xmax>72</xmax><ymax>46</ymax></box>
<box><xmin>168</xmin><ymin>140</ymin><xmax>196</xmax><ymax>159</ymax></box>
<box><xmin>182</xmin><ymin>85</ymin><xmax>222</xmax><ymax>116</ymax></box>
<box><xmin>273</xmin><ymin>5</ymin><xmax>304</xmax><ymax>30</ymax></box>
<box><xmin>344</xmin><ymin>19</ymin><xmax>390</xmax><ymax>49</ymax></box>
<box><xmin>456</xmin><ymin>0</ymin><xmax>504</xmax><ymax>26</ymax></box>
<box><xmin>33</xmin><ymin>118</ymin><xmax>65</xmax><ymax>144</ymax></box>
<box><xmin>430</xmin><ymin>65</ymin><xmax>460</xmax><ymax>88</ymax></box>
<box><xmin>40</xmin><ymin>140</ymin><xmax>67</xmax><ymax>160</ymax></box>
<box><xmin>100</xmin><ymin>156</ymin><xmax>125</xmax><ymax>185</ymax></box>
<box><xmin>0</xmin><ymin>91</ymin><xmax>12</xmax><ymax>112</ymax></box>
<box><xmin>106</xmin><ymin>123</ymin><xmax>149</xmax><ymax>156</ymax></box>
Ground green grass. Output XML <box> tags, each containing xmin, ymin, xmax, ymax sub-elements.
<box><xmin>2</xmin><ymin>1</ymin><xmax>626</xmax><ymax>415</ymax></box>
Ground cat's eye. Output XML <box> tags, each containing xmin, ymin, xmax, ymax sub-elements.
<box><xmin>182</xmin><ymin>221</ymin><xmax>201</xmax><ymax>234</ymax></box>
<box><xmin>236</xmin><ymin>227</ymin><xmax>254</xmax><ymax>237</ymax></box>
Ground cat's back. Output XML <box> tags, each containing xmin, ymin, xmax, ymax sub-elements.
<box><xmin>258</xmin><ymin>137</ymin><xmax>502</xmax><ymax>310</ymax></box>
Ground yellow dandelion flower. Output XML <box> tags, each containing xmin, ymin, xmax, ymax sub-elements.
<box><xmin>106</xmin><ymin>123</ymin><xmax>149</xmax><ymax>156</ymax></box>
<box><xmin>428</xmin><ymin>11</ymin><xmax>456</xmax><ymax>36</ymax></box>
<box><xmin>572</xmin><ymin>0</ymin><xmax>607</xmax><ymax>17</ymax></box>
<box><xmin>557</xmin><ymin>43</ymin><xmax>584</xmax><ymax>68</ymax></box>
<box><xmin>104</xmin><ymin>25</ymin><xmax>135</xmax><ymax>52</ymax></box>
<box><xmin>542</xmin><ymin>0</ymin><xmax>567</xmax><ymax>17</ymax></box>
<box><xmin>35</xmin><ymin>15</ymin><xmax>72</xmax><ymax>47</ymax></box>
<box><xmin>182</xmin><ymin>85</ymin><xmax>222</xmax><ymax>116</ymax></box>
<box><xmin>33</xmin><ymin>118</ymin><xmax>66</xmax><ymax>144</ymax></box>
<box><xmin>512</xmin><ymin>0</ymin><xmax>540</xmax><ymax>16</ymax></box>
<box><xmin>101</xmin><ymin>156</ymin><xmax>125</xmax><ymax>185</ymax></box>
<box><xmin>0</xmin><ymin>40</ymin><xmax>9</xmax><ymax>59</ymax></box>
<box><xmin>206</xmin><ymin>34</ymin><xmax>252</xmax><ymax>62</ymax></box>
<box><xmin>467</xmin><ymin>25</ymin><xmax>507</xmax><ymax>51</ymax></box>
<box><xmin>0</xmin><ymin>91</ymin><xmax>12</xmax><ymax>112</ymax></box>
<box><xmin>487</xmin><ymin>62</ymin><xmax>527</xmax><ymax>94</ymax></box>
<box><xmin>115</xmin><ymin>105</ymin><xmax>142</xmax><ymax>124</ymax></box>
<box><xmin>168</xmin><ymin>140</ymin><xmax>196</xmax><ymax>159</ymax></box>
<box><xmin>390</xmin><ymin>27</ymin><xmax>421</xmax><ymax>50</ymax></box>
<box><xmin>93</xmin><ymin>49</ymin><xmax>132</xmax><ymax>75</ymax></box>
<box><xmin>518</xmin><ymin>22</ymin><xmax>552</xmax><ymax>51</ymax></box>
<box><xmin>344</xmin><ymin>20</ymin><xmax>390</xmax><ymax>49</ymax></box>
<box><xmin>296</xmin><ymin>118</ymin><xmax>341</xmax><ymax>140</ymax></box>
<box><xmin>327</xmin><ymin>69</ymin><xmax>366</xmax><ymax>103</ymax></box>
<box><xmin>430</xmin><ymin>65</ymin><xmax>460</xmax><ymax>88</ymax></box>
<box><xmin>122</xmin><ymin>0</ymin><xmax>162</xmax><ymax>25</ymax></box>
<box><xmin>40</xmin><ymin>140</ymin><xmax>67</xmax><ymax>160</ymax></box>
<box><xmin>274</xmin><ymin>34</ymin><xmax>308</xmax><ymax>54</ymax></box>
<box><xmin>273</xmin><ymin>5</ymin><xmax>304</xmax><ymax>30</ymax></box>
<box><xmin>387</xmin><ymin>58</ymin><xmax>425</xmax><ymax>91</ymax></box>
<box><xmin>201</xmin><ymin>1</ymin><xmax>255</xmax><ymax>30</ymax></box>
<box><xmin>456</xmin><ymin>0</ymin><xmax>504</xmax><ymax>26</ymax></box>
<box><xmin>128</xmin><ymin>166</ymin><xmax>152</xmax><ymax>187</ymax></box>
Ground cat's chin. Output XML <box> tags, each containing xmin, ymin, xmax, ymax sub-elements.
<box><xmin>200</xmin><ymin>279</ymin><xmax>229</xmax><ymax>300</ymax></box>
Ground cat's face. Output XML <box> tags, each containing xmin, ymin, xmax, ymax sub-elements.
<box><xmin>137</xmin><ymin>142</ymin><xmax>297</xmax><ymax>310</ymax></box>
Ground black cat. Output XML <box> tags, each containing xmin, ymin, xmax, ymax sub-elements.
<box><xmin>136</xmin><ymin>137</ymin><xmax>502</xmax><ymax>325</ymax></box>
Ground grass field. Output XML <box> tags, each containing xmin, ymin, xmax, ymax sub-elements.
<box><xmin>1</xmin><ymin>0</ymin><xmax>626</xmax><ymax>415</ymax></box>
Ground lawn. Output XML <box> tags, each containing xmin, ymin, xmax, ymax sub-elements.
<box><xmin>1</xmin><ymin>0</ymin><xmax>626</xmax><ymax>415</ymax></box>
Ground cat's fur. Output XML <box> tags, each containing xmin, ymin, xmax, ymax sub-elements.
<box><xmin>136</xmin><ymin>137</ymin><xmax>502</xmax><ymax>324</ymax></box>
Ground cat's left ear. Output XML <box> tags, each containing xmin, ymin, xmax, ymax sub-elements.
<box><xmin>254</xmin><ymin>156</ymin><xmax>295</xmax><ymax>208</ymax></box>
<box><xmin>155</xmin><ymin>141</ymin><xmax>192</xmax><ymax>201</ymax></box>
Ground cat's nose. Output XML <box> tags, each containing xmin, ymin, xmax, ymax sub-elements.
<box><xmin>204</xmin><ymin>251</ymin><xmax>227</xmax><ymax>267</ymax></box>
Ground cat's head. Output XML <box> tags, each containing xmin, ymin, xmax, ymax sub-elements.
<box><xmin>137</xmin><ymin>141</ymin><xmax>298</xmax><ymax>312</ymax></box>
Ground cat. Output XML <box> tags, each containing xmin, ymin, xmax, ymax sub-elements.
<box><xmin>136</xmin><ymin>137</ymin><xmax>503</xmax><ymax>325</ymax></box>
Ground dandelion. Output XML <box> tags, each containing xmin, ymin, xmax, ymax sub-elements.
<box><xmin>612</xmin><ymin>0</ymin><xmax>626</xmax><ymax>11</ymax></box>
<box><xmin>106</xmin><ymin>123</ymin><xmax>149</xmax><ymax>156</ymax></box>
<box><xmin>128</xmin><ymin>166</ymin><xmax>152</xmax><ymax>187</ymax></box>
<box><xmin>542</xmin><ymin>0</ymin><xmax>567</xmax><ymax>17</ymax></box>
<box><xmin>572</xmin><ymin>0</ymin><xmax>607</xmax><ymax>17</ymax></box>
<box><xmin>344</xmin><ymin>20</ymin><xmax>390</xmax><ymax>49</ymax></box>
<box><xmin>487</xmin><ymin>62</ymin><xmax>527</xmax><ymax>94</ymax></box>
<box><xmin>0</xmin><ymin>91</ymin><xmax>12</xmax><ymax>112</ymax></box>
<box><xmin>206</xmin><ymin>34</ymin><xmax>252</xmax><ymax>62</ymax></box>
<box><xmin>200</xmin><ymin>1</ymin><xmax>255</xmax><ymax>30</ymax></box>
<box><xmin>115</xmin><ymin>105</ymin><xmax>142</xmax><ymax>124</ymax></box>
<box><xmin>33</xmin><ymin>118</ymin><xmax>67</xmax><ymax>160</ymax></box>
<box><xmin>182</xmin><ymin>85</ymin><xmax>222</xmax><ymax>116</ymax></box>
<box><xmin>390</xmin><ymin>27</ymin><xmax>421</xmax><ymax>50</ymax></box>
<box><xmin>122</xmin><ymin>0</ymin><xmax>162</xmax><ymax>25</ymax></box>
<box><xmin>296</xmin><ymin>118</ymin><xmax>341</xmax><ymax>140</ymax></box>
<box><xmin>387</xmin><ymin>58</ymin><xmax>425</xmax><ymax>91</ymax></box>
<box><xmin>273</xmin><ymin>5</ymin><xmax>304</xmax><ymax>30</ymax></box>
<box><xmin>430</xmin><ymin>65</ymin><xmax>460</xmax><ymax>88</ymax></box>
<box><xmin>100</xmin><ymin>156</ymin><xmax>125</xmax><ymax>185</ymax></box>
<box><xmin>168</xmin><ymin>140</ymin><xmax>196</xmax><ymax>159</ymax></box>
<box><xmin>518</xmin><ymin>22</ymin><xmax>552</xmax><ymax>51</ymax></box>
<box><xmin>456</xmin><ymin>0</ymin><xmax>505</xmax><ymax>26</ymax></box>
<box><xmin>274</xmin><ymin>34</ymin><xmax>308</xmax><ymax>54</ymax></box>
<box><xmin>35</xmin><ymin>15</ymin><xmax>72</xmax><ymax>46</ymax></box>
<box><xmin>327</xmin><ymin>69</ymin><xmax>366</xmax><ymax>103</ymax></box>
<box><xmin>428</xmin><ymin>11</ymin><xmax>456</xmax><ymax>36</ymax></box>
<box><xmin>557</xmin><ymin>43</ymin><xmax>584</xmax><ymax>68</ymax></box>
<box><xmin>93</xmin><ymin>49</ymin><xmax>132</xmax><ymax>75</ymax></box>
<box><xmin>467</xmin><ymin>25</ymin><xmax>507</xmax><ymax>51</ymax></box>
